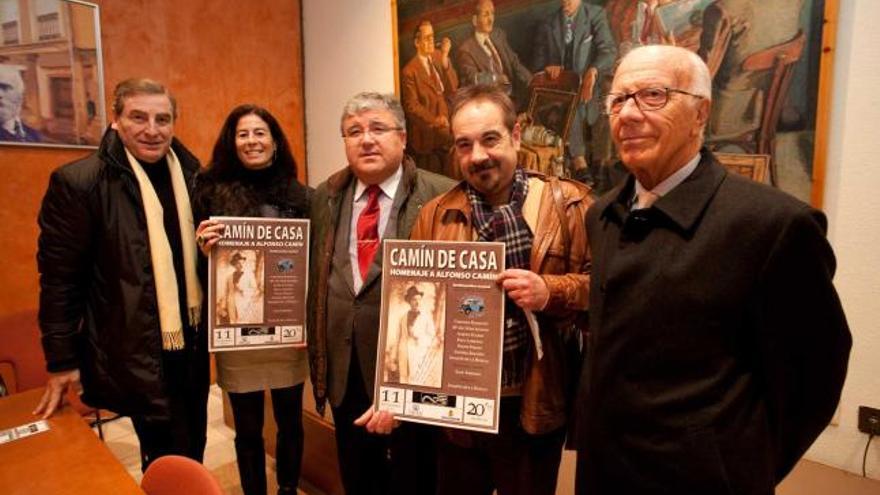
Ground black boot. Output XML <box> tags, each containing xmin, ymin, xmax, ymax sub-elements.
<box><xmin>235</xmin><ymin>434</ymin><xmax>267</xmax><ymax>495</ymax></box>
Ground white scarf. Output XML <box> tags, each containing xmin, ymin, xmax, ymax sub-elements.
<box><xmin>125</xmin><ymin>147</ymin><xmax>202</xmax><ymax>350</ymax></box>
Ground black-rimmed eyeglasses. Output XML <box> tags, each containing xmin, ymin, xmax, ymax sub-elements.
<box><xmin>603</xmin><ymin>87</ymin><xmax>704</xmax><ymax>116</ymax></box>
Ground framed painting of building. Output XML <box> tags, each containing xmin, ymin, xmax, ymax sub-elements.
<box><xmin>0</xmin><ymin>0</ymin><xmax>105</xmax><ymax>149</ymax></box>
<box><xmin>392</xmin><ymin>0</ymin><xmax>838</xmax><ymax>207</ymax></box>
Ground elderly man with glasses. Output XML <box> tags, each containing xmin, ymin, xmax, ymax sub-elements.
<box><xmin>307</xmin><ymin>92</ymin><xmax>454</xmax><ymax>494</ymax></box>
<box><xmin>573</xmin><ymin>45</ymin><xmax>851</xmax><ymax>495</ymax></box>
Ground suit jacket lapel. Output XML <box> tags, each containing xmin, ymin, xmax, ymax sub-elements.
<box><xmin>653</xmin><ymin>150</ymin><xmax>727</xmax><ymax>235</ymax></box>
<box><xmin>572</xmin><ymin>5</ymin><xmax>590</xmax><ymax>60</ymax></box>
<box><xmin>477</xmin><ymin>37</ymin><xmax>493</xmax><ymax>72</ymax></box>
<box><xmin>598</xmin><ymin>149</ymin><xmax>728</xmax><ymax>237</ymax></box>
<box><xmin>551</xmin><ymin>12</ymin><xmax>565</xmax><ymax>60</ymax></box>
<box><xmin>489</xmin><ymin>32</ymin><xmax>507</xmax><ymax>74</ymax></box>
<box><xmin>422</xmin><ymin>56</ymin><xmax>443</xmax><ymax>94</ymax></box>
<box><xmin>337</xmin><ymin>181</ymin><xmax>357</xmax><ymax>296</ymax></box>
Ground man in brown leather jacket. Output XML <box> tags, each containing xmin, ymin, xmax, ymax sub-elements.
<box><xmin>410</xmin><ymin>84</ymin><xmax>591</xmax><ymax>495</ymax></box>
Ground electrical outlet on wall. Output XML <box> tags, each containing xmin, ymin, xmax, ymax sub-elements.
<box><xmin>858</xmin><ymin>406</ymin><xmax>880</xmax><ymax>435</ymax></box>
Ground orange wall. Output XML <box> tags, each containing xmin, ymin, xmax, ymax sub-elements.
<box><xmin>0</xmin><ymin>0</ymin><xmax>305</xmax><ymax>377</ymax></box>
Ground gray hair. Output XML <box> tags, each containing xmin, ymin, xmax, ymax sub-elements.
<box><xmin>340</xmin><ymin>92</ymin><xmax>406</xmax><ymax>133</ymax></box>
<box><xmin>0</xmin><ymin>64</ymin><xmax>24</xmax><ymax>94</ymax></box>
<box><xmin>620</xmin><ymin>45</ymin><xmax>712</xmax><ymax>99</ymax></box>
<box><xmin>614</xmin><ymin>45</ymin><xmax>712</xmax><ymax>142</ymax></box>
<box><xmin>112</xmin><ymin>78</ymin><xmax>177</xmax><ymax>118</ymax></box>
<box><xmin>679</xmin><ymin>49</ymin><xmax>712</xmax><ymax>99</ymax></box>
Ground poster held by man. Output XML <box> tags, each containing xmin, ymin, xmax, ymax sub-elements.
<box><xmin>375</xmin><ymin>239</ymin><xmax>505</xmax><ymax>433</ymax></box>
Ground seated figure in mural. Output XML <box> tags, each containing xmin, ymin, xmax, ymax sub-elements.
<box><xmin>532</xmin><ymin>0</ymin><xmax>617</xmax><ymax>186</ymax></box>
<box><xmin>0</xmin><ymin>64</ymin><xmax>42</xmax><ymax>143</ymax></box>
<box><xmin>455</xmin><ymin>0</ymin><xmax>532</xmax><ymax>110</ymax></box>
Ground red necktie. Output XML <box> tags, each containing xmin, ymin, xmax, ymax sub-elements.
<box><xmin>357</xmin><ymin>185</ymin><xmax>381</xmax><ymax>280</ymax></box>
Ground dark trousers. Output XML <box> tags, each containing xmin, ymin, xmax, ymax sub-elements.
<box><xmin>331</xmin><ymin>347</ymin><xmax>438</xmax><ymax>495</ymax></box>
<box><xmin>436</xmin><ymin>397</ymin><xmax>566</xmax><ymax>495</ymax></box>
<box><xmin>228</xmin><ymin>384</ymin><xmax>304</xmax><ymax>495</ymax></box>
<box><xmin>130</xmin><ymin>348</ymin><xmax>210</xmax><ymax>472</ymax></box>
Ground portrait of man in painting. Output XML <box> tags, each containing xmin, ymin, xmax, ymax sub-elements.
<box><xmin>395</xmin><ymin>0</ymin><xmax>831</xmax><ymax>205</ymax></box>
<box><xmin>0</xmin><ymin>0</ymin><xmax>105</xmax><ymax>148</ymax></box>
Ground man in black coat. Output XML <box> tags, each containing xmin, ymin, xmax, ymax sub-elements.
<box><xmin>34</xmin><ymin>78</ymin><xmax>208</xmax><ymax>471</ymax></box>
<box><xmin>574</xmin><ymin>45</ymin><xmax>851</xmax><ymax>494</ymax></box>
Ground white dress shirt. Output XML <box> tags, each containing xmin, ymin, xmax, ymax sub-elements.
<box><xmin>632</xmin><ymin>153</ymin><xmax>701</xmax><ymax>210</ymax></box>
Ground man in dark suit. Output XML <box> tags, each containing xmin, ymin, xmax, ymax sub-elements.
<box><xmin>455</xmin><ymin>0</ymin><xmax>532</xmax><ymax>109</ymax></box>
<box><xmin>401</xmin><ymin>19</ymin><xmax>459</xmax><ymax>177</ymax></box>
<box><xmin>532</xmin><ymin>0</ymin><xmax>616</xmax><ymax>184</ymax></box>
<box><xmin>35</xmin><ymin>78</ymin><xmax>208</xmax><ymax>471</ymax></box>
<box><xmin>0</xmin><ymin>64</ymin><xmax>42</xmax><ymax>143</ymax></box>
<box><xmin>575</xmin><ymin>45</ymin><xmax>851</xmax><ymax>494</ymax></box>
<box><xmin>308</xmin><ymin>92</ymin><xmax>454</xmax><ymax>494</ymax></box>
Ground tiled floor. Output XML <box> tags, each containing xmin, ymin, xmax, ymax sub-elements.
<box><xmin>97</xmin><ymin>387</ymin><xmax>880</xmax><ymax>495</ymax></box>
<box><xmin>101</xmin><ymin>385</ymin><xmax>298</xmax><ymax>495</ymax></box>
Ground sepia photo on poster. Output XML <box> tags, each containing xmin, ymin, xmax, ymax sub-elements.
<box><xmin>208</xmin><ymin>216</ymin><xmax>309</xmax><ymax>352</ymax></box>
<box><xmin>375</xmin><ymin>239</ymin><xmax>505</xmax><ymax>433</ymax></box>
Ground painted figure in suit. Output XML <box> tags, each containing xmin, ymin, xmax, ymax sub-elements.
<box><xmin>699</xmin><ymin>0</ymin><xmax>806</xmax><ymax>141</ymax></box>
<box><xmin>307</xmin><ymin>92</ymin><xmax>454</xmax><ymax>494</ymax></box>
<box><xmin>401</xmin><ymin>19</ymin><xmax>459</xmax><ymax>177</ymax></box>
<box><xmin>532</xmin><ymin>0</ymin><xmax>616</xmax><ymax>184</ymax></box>
<box><xmin>0</xmin><ymin>64</ymin><xmax>42</xmax><ymax>143</ymax></box>
<box><xmin>606</xmin><ymin>0</ymin><xmax>702</xmax><ymax>55</ymax></box>
<box><xmin>455</xmin><ymin>0</ymin><xmax>532</xmax><ymax>110</ymax></box>
<box><xmin>574</xmin><ymin>45</ymin><xmax>851</xmax><ymax>494</ymax></box>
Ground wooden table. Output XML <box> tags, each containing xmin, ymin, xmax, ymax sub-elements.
<box><xmin>0</xmin><ymin>388</ymin><xmax>143</xmax><ymax>494</ymax></box>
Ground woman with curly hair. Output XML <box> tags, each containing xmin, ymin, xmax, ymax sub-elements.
<box><xmin>192</xmin><ymin>104</ymin><xmax>309</xmax><ymax>495</ymax></box>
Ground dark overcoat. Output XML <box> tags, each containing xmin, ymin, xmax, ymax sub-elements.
<box><xmin>575</xmin><ymin>150</ymin><xmax>851</xmax><ymax>494</ymax></box>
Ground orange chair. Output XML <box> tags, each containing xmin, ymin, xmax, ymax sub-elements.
<box><xmin>141</xmin><ymin>455</ymin><xmax>225</xmax><ymax>495</ymax></box>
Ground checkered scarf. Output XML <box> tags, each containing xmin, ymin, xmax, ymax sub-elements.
<box><xmin>466</xmin><ymin>166</ymin><xmax>532</xmax><ymax>389</ymax></box>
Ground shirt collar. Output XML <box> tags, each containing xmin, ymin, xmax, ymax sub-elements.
<box><xmin>2</xmin><ymin>117</ymin><xmax>21</xmax><ymax>134</ymax></box>
<box><xmin>633</xmin><ymin>152</ymin><xmax>701</xmax><ymax>203</ymax></box>
<box><xmin>354</xmin><ymin>163</ymin><xmax>402</xmax><ymax>202</ymax></box>
<box><xmin>475</xmin><ymin>32</ymin><xmax>491</xmax><ymax>45</ymax></box>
